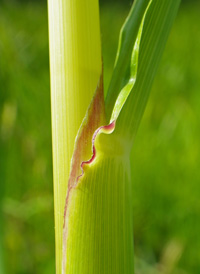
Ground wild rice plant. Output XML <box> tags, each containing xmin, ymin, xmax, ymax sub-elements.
<box><xmin>48</xmin><ymin>0</ymin><xmax>181</xmax><ymax>273</ymax></box>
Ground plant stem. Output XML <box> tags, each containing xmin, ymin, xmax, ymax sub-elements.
<box><xmin>47</xmin><ymin>0</ymin><xmax>102</xmax><ymax>273</ymax></box>
<box><xmin>65</xmin><ymin>145</ymin><xmax>134</xmax><ymax>273</ymax></box>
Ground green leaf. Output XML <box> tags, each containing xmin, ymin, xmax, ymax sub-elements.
<box><xmin>110</xmin><ymin>3</ymin><xmax>149</xmax><ymax>123</ymax></box>
<box><xmin>114</xmin><ymin>0</ymin><xmax>181</xmax><ymax>142</ymax></box>
<box><xmin>105</xmin><ymin>0</ymin><xmax>149</xmax><ymax>119</ymax></box>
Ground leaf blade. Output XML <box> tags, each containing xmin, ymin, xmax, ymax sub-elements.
<box><xmin>115</xmin><ymin>0</ymin><xmax>181</xmax><ymax>141</ymax></box>
<box><xmin>105</xmin><ymin>0</ymin><xmax>149</xmax><ymax>119</ymax></box>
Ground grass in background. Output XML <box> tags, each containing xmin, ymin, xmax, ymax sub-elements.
<box><xmin>0</xmin><ymin>2</ymin><xmax>54</xmax><ymax>274</ymax></box>
<box><xmin>131</xmin><ymin>3</ymin><xmax>200</xmax><ymax>272</ymax></box>
<box><xmin>0</xmin><ymin>0</ymin><xmax>200</xmax><ymax>273</ymax></box>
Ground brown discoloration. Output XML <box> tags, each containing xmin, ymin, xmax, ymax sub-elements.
<box><xmin>62</xmin><ymin>72</ymin><xmax>113</xmax><ymax>274</ymax></box>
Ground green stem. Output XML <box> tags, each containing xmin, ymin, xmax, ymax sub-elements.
<box><xmin>65</xmin><ymin>146</ymin><xmax>134</xmax><ymax>273</ymax></box>
<box><xmin>48</xmin><ymin>0</ymin><xmax>102</xmax><ymax>273</ymax></box>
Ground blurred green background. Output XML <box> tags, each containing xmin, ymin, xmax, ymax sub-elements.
<box><xmin>0</xmin><ymin>0</ymin><xmax>199</xmax><ymax>273</ymax></box>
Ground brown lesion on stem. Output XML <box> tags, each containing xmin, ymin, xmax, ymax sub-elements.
<box><xmin>62</xmin><ymin>71</ymin><xmax>107</xmax><ymax>274</ymax></box>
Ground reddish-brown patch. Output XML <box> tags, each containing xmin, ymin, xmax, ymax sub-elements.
<box><xmin>62</xmin><ymin>74</ymin><xmax>116</xmax><ymax>274</ymax></box>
